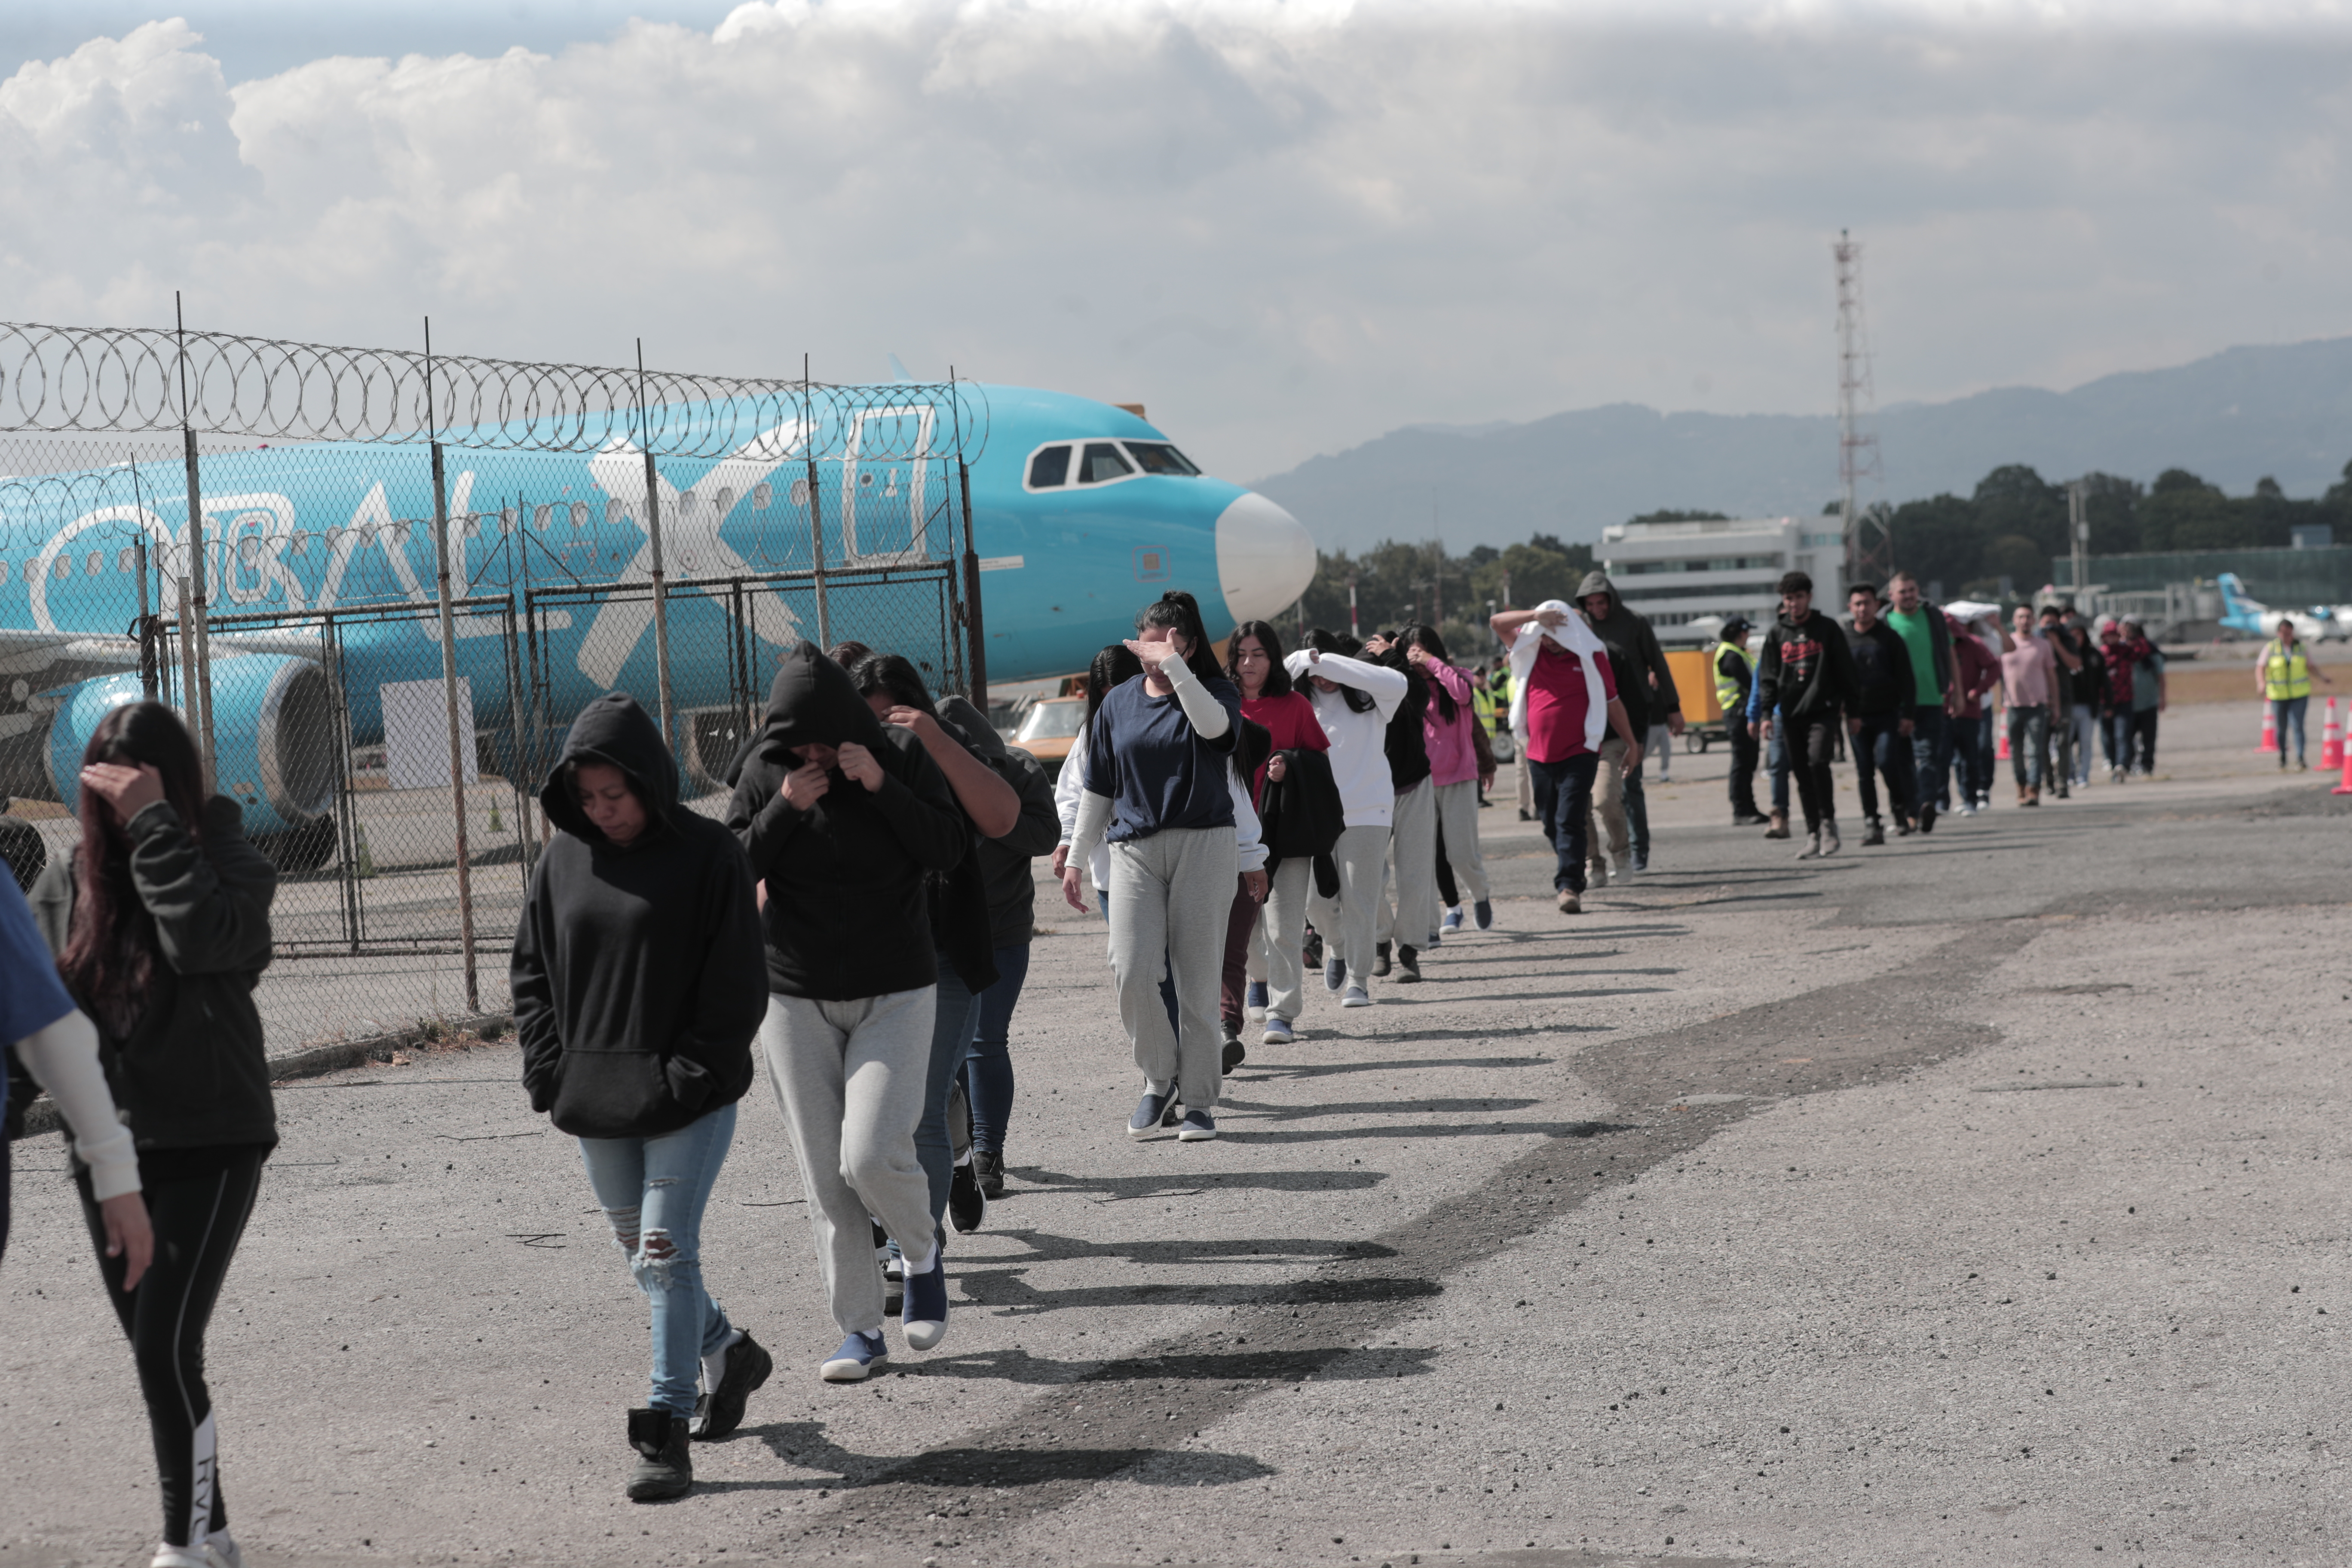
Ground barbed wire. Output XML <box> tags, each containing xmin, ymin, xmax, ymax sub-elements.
<box><xmin>0</xmin><ymin>322</ymin><xmax>989</xmax><ymax>462</ymax></box>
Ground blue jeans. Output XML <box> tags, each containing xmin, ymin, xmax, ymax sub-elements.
<box><xmin>917</xmin><ymin>953</ymin><xmax>983</xmax><ymax>1225</ymax></box>
<box><xmin>2273</xmin><ymin>695</ymin><xmax>2310</xmax><ymax>764</ymax></box>
<box><xmin>1853</xmin><ymin>714</ymin><xmax>1916</xmax><ymax>822</ymax></box>
<box><xmin>2105</xmin><ymin>710</ymin><xmax>2134</xmax><ymax>769</ymax></box>
<box><xmin>2007</xmin><ymin>705</ymin><xmax>2050</xmax><ymax>790</ymax></box>
<box><xmin>1957</xmin><ymin>714</ymin><xmax>1995</xmax><ymax>802</ymax></box>
<box><xmin>1907</xmin><ymin>707</ymin><xmax>1952</xmax><ymax>814</ymax></box>
<box><xmin>1528</xmin><ymin>751</ymin><xmax>1602</xmax><ymax>894</ymax></box>
<box><xmin>578</xmin><ymin>1102</ymin><xmax>738</xmax><ymax>1419</ymax></box>
<box><xmin>964</xmin><ymin>943</ymin><xmax>1032</xmax><ymax>1154</ymax></box>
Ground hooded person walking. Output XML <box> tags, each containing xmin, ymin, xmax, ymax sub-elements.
<box><xmin>512</xmin><ymin>692</ymin><xmax>771</xmax><ymax>1501</ymax></box>
<box><xmin>728</xmin><ymin>644</ymin><xmax>968</xmax><ymax>1382</ymax></box>
<box><xmin>1574</xmin><ymin>571</ymin><xmax>1683</xmax><ymax>876</ymax></box>
<box><xmin>1755</xmin><ymin>570</ymin><xmax>1864</xmax><ymax>858</ymax></box>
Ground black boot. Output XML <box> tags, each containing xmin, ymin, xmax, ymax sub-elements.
<box><xmin>627</xmin><ymin>1408</ymin><xmax>693</xmax><ymax>1501</ymax></box>
<box><xmin>1395</xmin><ymin>944</ymin><xmax>1422</xmax><ymax>983</ymax></box>
<box><xmin>1374</xmin><ymin>941</ymin><xmax>1392</xmax><ymax>977</ymax></box>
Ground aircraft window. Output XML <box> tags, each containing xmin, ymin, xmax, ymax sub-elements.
<box><xmin>753</xmin><ymin>482</ymin><xmax>773</xmax><ymax>511</ymax></box>
<box><xmin>54</xmin><ymin>557</ymin><xmax>69</xmax><ymax>580</ymax></box>
<box><xmin>289</xmin><ymin>533</ymin><xmax>309</xmax><ymax>557</ymax></box>
<box><xmin>464</xmin><ymin>514</ymin><xmax>482</xmax><ymax>539</ymax></box>
<box><xmin>119</xmin><ymin>548</ymin><xmax>137</xmax><ymax>572</ymax></box>
<box><xmin>1123</xmin><ymin>442</ymin><xmax>1200</xmax><ymax>477</ymax></box>
<box><xmin>1079</xmin><ymin>443</ymin><xmax>1134</xmax><ymax>484</ymax></box>
<box><xmin>1027</xmin><ymin>445</ymin><xmax>1072</xmax><ymax>489</ymax></box>
<box><xmin>788</xmin><ymin>477</ymin><xmax>812</xmax><ymax>508</ymax></box>
<box><xmin>717</xmin><ymin>486</ymin><xmax>736</xmax><ymax>515</ymax></box>
<box><xmin>606</xmin><ymin>498</ymin><xmax>624</xmax><ymax>527</ymax></box>
<box><xmin>87</xmin><ymin>550</ymin><xmax>104</xmax><ymax>575</ymax></box>
<box><xmin>571</xmin><ymin>501</ymin><xmax>589</xmax><ymax>530</ymax></box>
<box><xmin>238</xmin><ymin>539</ymin><xmax>260</xmax><ymax>567</ymax></box>
<box><xmin>0</xmin><ymin>560</ymin><xmax>9</xmax><ymax>583</ymax></box>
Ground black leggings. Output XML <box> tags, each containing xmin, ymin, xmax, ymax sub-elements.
<box><xmin>76</xmin><ymin>1149</ymin><xmax>265</xmax><ymax>1548</ymax></box>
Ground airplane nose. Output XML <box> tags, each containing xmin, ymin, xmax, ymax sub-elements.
<box><xmin>1214</xmin><ymin>491</ymin><xmax>1316</xmax><ymax>627</ymax></box>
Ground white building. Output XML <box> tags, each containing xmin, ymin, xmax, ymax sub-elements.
<box><xmin>1596</xmin><ymin>516</ymin><xmax>1850</xmax><ymax>642</ymax></box>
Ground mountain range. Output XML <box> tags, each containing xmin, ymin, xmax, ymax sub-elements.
<box><xmin>1247</xmin><ymin>337</ymin><xmax>2352</xmax><ymax>554</ymax></box>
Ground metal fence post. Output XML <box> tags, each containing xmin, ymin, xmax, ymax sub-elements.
<box><xmin>175</xmin><ymin>576</ymin><xmax>199</xmax><ymax>732</ymax></box>
<box><xmin>806</xmin><ymin>360</ymin><xmax>829</xmax><ymax>648</ymax></box>
<box><xmin>174</xmin><ymin>296</ymin><xmax>217</xmax><ymax>790</ymax></box>
<box><xmin>431</xmin><ymin>440</ymin><xmax>481</xmax><ymax>1013</ymax></box>
<box><xmin>636</xmin><ymin>343</ymin><xmax>677</xmax><ymax>756</ymax></box>
<box><xmin>959</xmin><ymin>457</ymin><xmax>987</xmax><ymax>710</ymax></box>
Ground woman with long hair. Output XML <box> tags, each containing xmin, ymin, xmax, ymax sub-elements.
<box><xmin>511</xmin><ymin>692</ymin><xmax>771</xmax><ymax>1501</ymax></box>
<box><xmin>1283</xmin><ymin>631</ymin><xmax>1408</xmax><ymax>1007</ymax></box>
<box><xmin>1398</xmin><ymin>622</ymin><xmax>1494</xmax><ymax>933</ymax></box>
<box><xmin>1225</xmin><ymin>621</ymin><xmax>1326</xmax><ymax>1047</ymax></box>
<box><xmin>847</xmin><ymin>652</ymin><xmax>1052</xmax><ymax>1237</ymax></box>
<box><xmin>727</xmin><ymin>644</ymin><xmax>968</xmax><ymax>1382</ymax></box>
<box><xmin>1061</xmin><ymin>591</ymin><xmax>1243</xmax><ymax>1141</ymax></box>
<box><xmin>28</xmin><ymin>701</ymin><xmax>277</xmax><ymax>1568</ymax></box>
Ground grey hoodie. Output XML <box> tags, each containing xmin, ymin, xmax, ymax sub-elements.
<box><xmin>1576</xmin><ymin>570</ymin><xmax>1681</xmax><ymax>734</ymax></box>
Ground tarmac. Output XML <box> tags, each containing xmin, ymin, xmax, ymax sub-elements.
<box><xmin>4</xmin><ymin>696</ymin><xmax>2349</xmax><ymax>1568</ymax></box>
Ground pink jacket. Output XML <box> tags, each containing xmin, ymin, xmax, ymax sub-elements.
<box><xmin>1421</xmin><ymin>659</ymin><xmax>1480</xmax><ymax>788</ymax></box>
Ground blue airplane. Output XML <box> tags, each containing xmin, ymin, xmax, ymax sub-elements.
<box><xmin>2215</xmin><ymin>571</ymin><xmax>2342</xmax><ymax>647</ymax></box>
<box><xmin>0</xmin><ymin>382</ymin><xmax>1315</xmax><ymax>846</ymax></box>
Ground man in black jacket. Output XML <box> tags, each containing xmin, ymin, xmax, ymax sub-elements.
<box><xmin>1576</xmin><ymin>571</ymin><xmax>1683</xmax><ymax>873</ymax></box>
<box><xmin>1844</xmin><ymin>584</ymin><xmax>1919</xmax><ymax>845</ymax></box>
<box><xmin>1756</xmin><ymin>570</ymin><xmax>1862</xmax><ymax>860</ymax></box>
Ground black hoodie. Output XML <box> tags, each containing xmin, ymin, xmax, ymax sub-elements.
<box><xmin>726</xmin><ymin>643</ymin><xmax>967</xmax><ymax>1000</ymax></box>
<box><xmin>1373</xmin><ymin>647</ymin><xmax>1433</xmax><ymax>793</ymax></box>
<box><xmin>511</xmin><ymin>692</ymin><xmax>766</xmax><ymax>1140</ymax></box>
<box><xmin>1756</xmin><ymin>608</ymin><xmax>1863</xmax><ymax>722</ymax></box>
<box><xmin>1575</xmin><ymin>570</ymin><xmax>1682</xmax><ymax>735</ymax></box>
<box><xmin>937</xmin><ymin>695</ymin><xmax>1062</xmax><ymax>952</ymax></box>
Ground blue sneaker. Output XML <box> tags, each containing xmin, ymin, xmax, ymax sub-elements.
<box><xmin>821</xmin><ymin>1330</ymin><xmax>887</xmax><ymax>1382</ymax></box>
<box><xmin>1474</xmin><ymin>899</ymin><xmax>1494</xmax><ymax>930</ymax></box>
<box><xmin>1324</xmin><ymin>956</ymin><xmax>1345</xmax><ymax>992</ymax></box>
<box><xmin>901</xmin><ymin>1249</ymin><xmax>948</xmax><ymax>1351</ymax></box>
<box><xmin>1260</xmin><ymin>1015</ymin><xmax>1295</xmax><ymax>1046</ymax></box>
<box><xmin>1176</xmin><ymin>1108</ymin><xmax>1217</xmax><ymax>1142</ymax></box>
<box><xmin>1442</xmin><ymin>906</ymin><xmax>1464</xmax><ymax>931</ymax></box>
<box><xmin>1341</xmin><ymin>984</ymin><xmax>1372</xmax><ymax>1009</ymax></box>
<box><xmin>1244</xmin><ymin>980</ymin><xmax>1268</xmax><ymax>1014</ymax></box>
<box><xmin>1128</xmin><ymin>1089</ymin><xmax>1173</xmax><ymax>1139</ymax></box>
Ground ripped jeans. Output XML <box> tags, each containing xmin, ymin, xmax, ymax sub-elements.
<box><xmin>578</xmin><ymin>1101</ymin><xmax>738</xmax><ymax>1419</ymax></box>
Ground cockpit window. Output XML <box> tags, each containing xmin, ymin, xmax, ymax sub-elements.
<box><xmin>1123</xmin><ymin>442</ymin><xmax>1200</xmax><ymax>477</ymax></box>
<box><xmin>1027</xmin><ymin>445</ymin><xmax>1071</xmax><ymax>488</ymax></box>
<box><xmin>1079</xmin><ymin>443</ymin><xmax>1135</xmax><ymax>484</ymax></box>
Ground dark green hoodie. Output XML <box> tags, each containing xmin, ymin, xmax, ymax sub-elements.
<box><xmin>512</xmin><ymin>692</ymin><xmax>766</xmax><ymax>1139</ymax></box>
<box><xmin>726</xmin><ymin>643</ymin><xmax>968</xmax><ymax>999</ymax></box>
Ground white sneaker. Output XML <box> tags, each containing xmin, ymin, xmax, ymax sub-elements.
<box><xmin>150</xmin><ymin>1543</ymin><xmax>236</xmax><ymax>1568</ymax></box>
<box><xmin>1819</xmin><ymin>823</ymin><xmax>1841</xmax><ymax>857</ymax></box>
<box><xmin>1341</xmin><ymin>984</ymin><xmax>1373</xmax><ymax>1008</ymax></box>
<box><xmin>1795</xmin><ymin>832</ymin><xmax>1821</xmax><ymax>861</ymax></box>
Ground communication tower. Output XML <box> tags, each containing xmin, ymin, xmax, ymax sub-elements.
<box><xmin>1834</xmin><ymin>230</ymin><xmax>1892</xmax><ymax>587</ymax></box>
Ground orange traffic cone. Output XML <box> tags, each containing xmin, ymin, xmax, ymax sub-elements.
<box><xmin>2323</xmin><ymin>698</ymin><xmax>2345</xmax><ymax>773</ymax></box>
<box><xmin>1996</xmin><ymin>721</ymin><xmax>2010</xmax><ymax>761</ymax></box>
<box><xmin>2260</xmin><ymin>706</ymin><xmax>2278</xmax><ymax>753</ymax></box>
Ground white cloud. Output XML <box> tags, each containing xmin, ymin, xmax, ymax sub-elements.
<box><xmin>1</xmin><ymin>4</ymin><xmax>2350</xmax><ymax>490</ymax></box>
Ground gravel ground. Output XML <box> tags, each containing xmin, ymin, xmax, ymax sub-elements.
<box><xmin>3</xmin><ymin>703</ymin><xmax>2347</xmax><ymax>1568</ymax></box>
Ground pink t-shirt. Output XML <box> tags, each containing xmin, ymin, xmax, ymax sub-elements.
<box><xmin>1419</xmin><ymin>659</ymin><xmax>1480</xmax><ymax>788</ymax></box>
<box><xmin>1526</xmin><ymin>638</ymin><xmax>1618</xmax><ymax>764</ymax></box>
<box><xmin>2000</xmin><ymin>635</ymin><xmax>2057</xmax><ymax>709</ymax></box>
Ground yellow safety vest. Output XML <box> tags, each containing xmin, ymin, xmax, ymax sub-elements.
<box><xmin>2263</xmin><ymin>640</ymin><xmax>2312</xmax><ymax>701</ymax></box>
<box><xmin>1713</xmin><ymin>640</ymin><xmax>1756</xmax><ymax>713</ymax></box>
<box><xmin>1470</xmin><ymin>678</ymin><xmax>1496</xmax><ymax>729</ymax></box>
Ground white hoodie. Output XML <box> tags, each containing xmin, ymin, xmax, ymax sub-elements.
<box><xmin>1283</xmin><ymin>649</ymin><xmax>1410</xmax><ymax>828</ymax></box>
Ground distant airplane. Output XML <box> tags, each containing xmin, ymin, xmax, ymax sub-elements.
<box><xmin>0</xmin><ymin>382</ymin><xmax>1315</xmax><ymax>850</ymax></box>
<box><xmin>2216</xmin><ymin>572</ymin><xmax>2342</xmax><ymax>645</ymax></box>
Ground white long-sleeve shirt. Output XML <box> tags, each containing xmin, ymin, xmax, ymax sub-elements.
<box><xmin>1285</xmin><ymin>649</ymin><xmax>1409</xmax><ymax>828</ymax></box>
<box><xmin>15</xmin><ymin>1011</ymin><xmax>141</xmax><ymax>1201</ymax></box>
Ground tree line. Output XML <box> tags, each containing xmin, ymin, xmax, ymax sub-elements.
<box><xmin>1293</xmin><ymin>533</ymin><xmax>1597</xmax><ymax>654</ymax></box>
<box><xmin>1875</xmin><ymin>459</ymin><xmax>2352</xmax><ymax>597</ymax></box>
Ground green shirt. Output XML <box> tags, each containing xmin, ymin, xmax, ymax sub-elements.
<box><xmin>1886</xmin><ymin>607</ymin><xmax>1943</xmax><ymax>706</ymax></box>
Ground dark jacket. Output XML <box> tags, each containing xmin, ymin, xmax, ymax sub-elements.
<box><xmin>1576</xmin><ymin>571</ymin><xmax>1682</xmax><ymax>733</ymax></box>
<box><xmin>938</xmin><ymin>695</ymin><xmax>1061</xmax><ymax>953</ymax></box>
<box><xmin>726</xmin><ymin>643</ymin><xmax>967</xmax><ymax>1000</ymax></box>
<box><xmin>1887</xmin><ymin>603</ymin><xmax>1954</xmax><ymax>700</ymax></box>
<box><xmin>1757</xmin><ymin>608</ymin><xmax>1862</xmax><ymax>722</ymax></box>
<box><xmin>29</xmin><ymin>796</ymin><xmax>279</xmax><ymax>1155</ymax></box>
<box><xmin>1844</xmin><ymin>620</ymin><xmax>1918</xmax><ymax>721</ymax></box>
<box><xmin>1256</xmin><ymin>746</ymin><xmax>1347</xmax><ymax>900</ymax></box>
<box><xmin>511</xmin><ymin>692</ymin><xmax>766</xmax><ymax>1140</ymax></box>
<box><xmin>1374</xmin><ymin>649</ymin><xmax>1432</xmax><ymax>793</ymax></box>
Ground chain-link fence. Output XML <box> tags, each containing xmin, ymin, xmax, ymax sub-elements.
<box><xmin>1</xmin><ymin>320</ymin><xmax>987</xmax><ymax>1049</ymax></box>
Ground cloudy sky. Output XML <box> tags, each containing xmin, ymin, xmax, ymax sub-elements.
<box><xmin>3</xmin><ymin>1</ymin><xmax>2349</xmax><ymax>484</ymax></box>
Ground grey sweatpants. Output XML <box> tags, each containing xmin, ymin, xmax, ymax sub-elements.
<box><xmin>760</xmin><ymin>987</ymin><xmax>938</xmax><ymax>1337</ymax></box>
<box><xmin>1432</xmin><ymin>778</ymin><xmax>1490</xmax><ymax>905</ymax></box>
<box><xmin>1107</xmin><ymin>826</ymin><xmax>1237</xmax><ymax>1107</ymax></box>
<box><xmin>1376</xmin><ymin>778</ymin><xmax>1439</xmax><ymax>949</ymax></box>
<box><xmin>1584</xmin><ymin>735</ymin><xmax>1632</xmax><ymax>873</ymax></box>
<box><xmin>1308</xmin><ymin>822</ymin><xmax>1389</xmax><ymax>992</ymax></box>
<box><xmin>1246</xmin><ymin>857</ymin><xmax>1314</xmax><ymax>1023</ymax></box>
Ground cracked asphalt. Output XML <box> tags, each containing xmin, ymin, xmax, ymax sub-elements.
<box><xmin>6</xmin><ymin>698</ymin><xmax>2350</xmax><ymax>1568</ymax></box>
